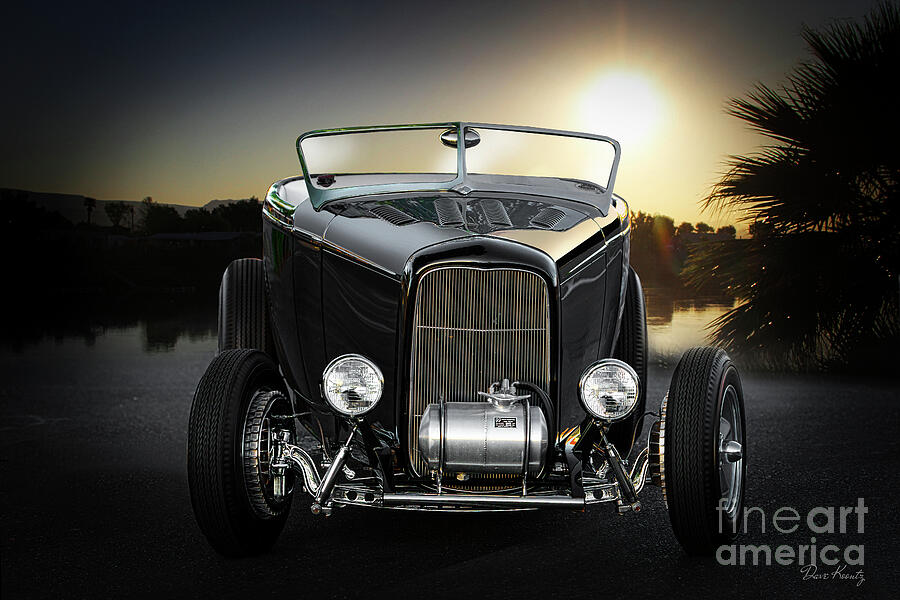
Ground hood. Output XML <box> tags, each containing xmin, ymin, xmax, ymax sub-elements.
<box><xmin>318</xmin><ymin>193</ymin><xmax>608</xmax><ymax>276</ymax></box>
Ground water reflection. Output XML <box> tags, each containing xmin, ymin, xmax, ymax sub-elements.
<box><xmin>142</xmin><ymin>312</ymin><xmax>216</xmax><ymax>352</ymax></box>
<box><xmin>2</xmin><ymin>288</ymin><xmax>734</xmax><ymax>359</ymax></box>
<box><xmin>2</xmin><ymin>292</ymin><xmax>217</xmax><ymax>354</ymax></box>
<box><xmin>644</xmin><ymin>287</ymin><xmax>735</xmax><ymax>362</ymax></box>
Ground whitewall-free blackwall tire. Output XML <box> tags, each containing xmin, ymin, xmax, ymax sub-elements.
<box><xmin>187</xmin><ymin>349</ymin><xmax>292</xmax><ymax>556</ymax></box>
<box><xmin>662</xmin><ymin>346</ymin><xmax>746</xmax><ymax>555</ymax></box>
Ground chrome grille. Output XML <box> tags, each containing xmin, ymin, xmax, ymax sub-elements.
<box><xmin>407</xmin><ymin>267</ymin><xmax>551</xmax><ymax>476</ymax></box>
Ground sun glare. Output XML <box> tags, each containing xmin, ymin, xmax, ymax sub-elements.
<box><xmin>579</xmin><ymin>70</ymin><xmax>664</xmax><ymax>148</ymax></box>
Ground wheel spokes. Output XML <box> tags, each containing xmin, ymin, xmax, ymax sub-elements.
<box><xmin>719</xmin><ymin>416</ymin><xmax>731</xmax><ymax>439</ymax></box>
<box><xmin>716</xmin><ymin>384</ymin><xmax>743</xmax><ymax>516</ymax></box>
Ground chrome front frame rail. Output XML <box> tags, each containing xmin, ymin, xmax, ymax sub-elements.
<box><xmin>295</xmin><ymin>445</ymin><xmax>651</xmax><ymax>512</ymax></box>
<box><xmin>366</xmin><ymin>446</ymin><xmax>650</xmax><ymax>511</ymax></box>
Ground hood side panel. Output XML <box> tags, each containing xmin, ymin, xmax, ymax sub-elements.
<box><xmin>321</xmin><ymin>249</ymin><xmax>403</xmax><ymax>428</ymax></box>
<box><xmin>263</xmin><ymin>219</ymin><xmax>310</xmax><ymax>396</ymax></box>
<box><xmin>557</xmin><ymin>247</ymin><xmax>608</xmax><ymax>426</ymax></box>
<box><xmin>289</xmin><ymin>234</ymin><xmax>327</xmax><ymax>401</ymax></box>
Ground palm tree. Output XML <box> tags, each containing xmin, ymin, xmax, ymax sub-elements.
<box><xmin>83</xmin><ymin>197</ymin><xmax>97</xmax><ymax>225</ymax></box>
<box><xmin>687</xmin><ymin>2</ymin><xmax>899</xmax><ymax>370</ymax></box>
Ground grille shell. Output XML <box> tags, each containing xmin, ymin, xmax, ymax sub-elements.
<box><xmin>407</xmin><ymin>266</ymin><xmax>551</xmax><ymax>476</ymax></box>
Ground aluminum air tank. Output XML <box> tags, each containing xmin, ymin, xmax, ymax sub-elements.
<box><xmin>418</xmin><ymin>401</ymin><xmax>547</xmax><ymax>475</ymax></box>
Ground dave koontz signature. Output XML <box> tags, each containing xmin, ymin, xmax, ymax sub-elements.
<box><xmin>800</xmin><ymin>564</ymin><xmax>865</xmax><ymax>587</ymax></box>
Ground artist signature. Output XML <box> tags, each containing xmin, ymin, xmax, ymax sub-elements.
<box><xmin>800</xmin><ymin>564</ymin><xmax>865</xmax><ymax>586</ymax></box>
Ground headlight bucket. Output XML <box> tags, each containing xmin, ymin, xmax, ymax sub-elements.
<box><xmin>578</xmin><ymin>358</ymin><xmax>640</xmax><ymax>422</ymax></box>
<box><xmin>321</xmin><ymin>354</ymin><xmax>384</xmax><ymax>417</ymax></box>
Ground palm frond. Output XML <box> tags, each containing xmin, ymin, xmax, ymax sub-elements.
<box><xmin>696</xmin><ymin>2</ymin><xmax>899</xmax><ymax>370</ymax></box>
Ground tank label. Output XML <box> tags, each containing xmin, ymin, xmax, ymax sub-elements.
<box><xmin>494</xmin><ymin>417</ymin><xmax>517</xmax><ymax>428</ymax></box>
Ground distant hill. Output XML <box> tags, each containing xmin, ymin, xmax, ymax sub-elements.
<box><xmin>0</xmin><ymin>189</ymin><xmax>251</xmax><ymax>227</ymax></box>
<box><xmin>201</xmin><ymin>198</ymin><xmax>252</xmax><ymax>211</ymax></box>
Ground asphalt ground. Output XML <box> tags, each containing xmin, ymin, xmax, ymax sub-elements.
<box><xmin>1</xmin><ymin>332</ymin><xmax>898</xmax><ymax>599</ymax></box>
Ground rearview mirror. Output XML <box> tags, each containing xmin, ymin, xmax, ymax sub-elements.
<box><xmin>440</xmin><ymin>128</ymin><xmax>481</xmax><ymax>149</ymax></box>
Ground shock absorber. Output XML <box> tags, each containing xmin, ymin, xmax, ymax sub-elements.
<box><xmin>311</xmin><ymin>424</ymin><xmax>359</xmax><ymax>515</ymax></box>
<box><xmin>270</xmin><ymin>430</ymin><xmax>292</xmax><ymax>500</ymax></box>
<box><xmin>598</xmin><ymin>428</ymin><xmax>640</xmax><ymax>513</ymax></box>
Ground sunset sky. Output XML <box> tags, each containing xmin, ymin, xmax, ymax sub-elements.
<box><xmin>1</xmin><ymin>0</ymin><xmax>879</xmax><ymax>228</ymax></box>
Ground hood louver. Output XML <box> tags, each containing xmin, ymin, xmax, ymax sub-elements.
<box><xmin>371</xmin><ymin>205</ymin><xmax>416</xmax><ymax>226</ymax></box>
<box><xmin>434</xmin><ymin>198</ymin><xmax>466</xmax><ymax>227</ymax></box>
<box><xmin>530</xmin><ymin>207</ymin><xmax>566</xmax><ymax>229</ymax></box>
<box><xmin>481</xmin><ymin>199</ymin><xmax>512</xmax><ymax>227</ymax></box>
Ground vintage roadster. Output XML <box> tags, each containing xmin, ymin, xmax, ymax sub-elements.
<box><xmin>187</xmin><ymin>123</ymin><xmax>746</xmax><ymax>557</ymax></box>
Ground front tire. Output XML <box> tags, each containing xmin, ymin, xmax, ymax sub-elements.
<box><xmin>187</xmin><ymin>349</ymin><xmax>294</xmax><ymax>556</ymax></box>
<box><xmin>662</xmin><ymin>346</ymin><xmax>746</xmax><ymax>555</ymax></box>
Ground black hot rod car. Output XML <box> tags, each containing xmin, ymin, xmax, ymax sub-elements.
<box><xmin>187</xmin><ymin>123</ymin><xmax>746</xmax><ymax>556</ymax></box>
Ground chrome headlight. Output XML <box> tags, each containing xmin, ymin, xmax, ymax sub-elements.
<box><xmin>578</xmin><ymin>359</ymin><xmax>640</xmax><ymax>422</ymax></box>
<box><xmin>321</xmin><ymin>354</ymin><xmax>384</xmax><ymax>416</ymax></box>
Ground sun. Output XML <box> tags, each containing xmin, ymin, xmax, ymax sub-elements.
<box><xmin>579</xmin><ymin>69</ymin><xmax>664</xmax><ymax>148</ymax></box>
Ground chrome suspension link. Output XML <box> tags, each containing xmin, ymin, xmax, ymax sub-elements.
<box><xmin>270</xmin><ymin>430</ymin><xmax>322</xmax><ymax>500</ymax></box>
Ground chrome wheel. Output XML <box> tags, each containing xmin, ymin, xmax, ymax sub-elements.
<box><xmin>243</xmin><ymin>389</ymin><xmax>294</xmax><ymax>519</ymax></box>
<box><xmin>717</xmin><ymin>384</ymin><xmax>743</xmax><ymax>520</ymax></box>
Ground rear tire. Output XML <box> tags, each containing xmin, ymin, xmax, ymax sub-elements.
<box><xmin>187</xmin><ymin>349</ymin><xmax>293</xmax><ymax>556</ymax></box>
<box><xmin>609</xmin><ymin>266</ymin><xmax>648</xmax><ymax>455</ymax></box>
<box><xmin>218</xmin><ymin>258</ymin><xmax>273</xmax><ymax>356</ymax></box>
<box><xmin>662</xmin><ymin>346</ymin><xmax>746</xmax><ymax>555</ymax></box>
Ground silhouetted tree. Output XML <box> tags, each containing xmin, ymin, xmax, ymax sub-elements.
<box><xmin>104</xmin><ymin>201</ymin><xmax>129</xmax><ymax>229</ymax></box>
<box><xmin>675</xmin><ymin>222</ymin><xmax>695</xmax><ymax>237</ymax></box>
<box><xmin>629</xmin><ymin>211</ymin><xmax>682</xmax><ymax>284</ymax></box>
<box><xmin>140</xmin><ymin>196</ymin><xmax>185</xmax><ymax>234</ymax></box>
<box><xmin>212</xmin><ymin>197</ymin><xmax>261</xmax><ymax>231</ymax></box>
<box><xmin>184</xmin><ymin>207</ymin><xmax>228</xmax><ymax>232</ymax></box>
<box><xmin>687</xmin><ymin>2</ymin><xmax>900</xmax><ymax>370</ymax></box>
<box><xmin>748</xmin><ymin>220</ymin><xmax>774</xmax><ymax>239</ymax></box>
<box><xmin>133</xmin><ymin>196</ymin><xmax>264</xmax><ymax>233</ymax></box>
<box><xmin>715</xmin><ymin>225</ymin><xmax>736</xmax><ymax>239</ymax></box>
<box><xmin>4</xmin><ymin>195</ymin><xmax>71</xmax><ymax>233</ymax></box>
<box><xmin>143</xmin><ymin>205</ymin><xmax>183</xmax><ymax>233</ymax></box>
<box><xmin>694</xmin><ymin>222</ymin><xmax>713</xmax><ymax>234</ymax></box>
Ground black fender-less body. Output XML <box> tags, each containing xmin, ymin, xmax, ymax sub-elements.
<box><xmin>189</xmin><ymin>123</ymin><xmax>745</xmax><ymax>558</ymax></box>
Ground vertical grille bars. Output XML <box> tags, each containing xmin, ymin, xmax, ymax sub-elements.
<box><xmin>407</xmin><ymin>267</ymin><xmax>550</xmax><ymax>476</ymax></box>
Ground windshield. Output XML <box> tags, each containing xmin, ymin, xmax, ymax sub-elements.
<box><xmin>296</xmin><ymin>123</ymin><xmax>620</xmax><ymax>212</ymax></box>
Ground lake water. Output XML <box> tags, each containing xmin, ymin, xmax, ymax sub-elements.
<box><xmin>644</xmin><ymin>288</ymin><xmax>736</xmax><ymax>363</ymax></box>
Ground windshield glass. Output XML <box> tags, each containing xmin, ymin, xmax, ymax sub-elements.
<box><xmin>299</xmin><ymin>127</ymin><xmax>457</xmax><ymax>189</ymax></box>
<box><xmin>465</xmin><ymin>129</ymin><xmax>615</xmax><ymax>189</ymax></box>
